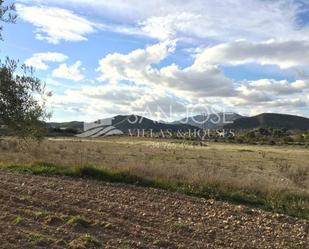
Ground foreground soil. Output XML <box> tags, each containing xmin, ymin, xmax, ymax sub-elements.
<box><xmin>0</xmin><ymin>170</ymin><xmax>308</xmax><ymax>249</ymax></box>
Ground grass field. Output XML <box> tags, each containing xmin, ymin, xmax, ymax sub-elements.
<box><xmin>0</xmin><ymin>136</ymin><xmax>308</xmax><ymax>219</ymax></box>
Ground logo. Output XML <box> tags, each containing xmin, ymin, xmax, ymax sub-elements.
<box><xmin>76</xmin><ymin>118</ymin><xmax>123</xmax><ymax>138</ymax></box>
<box><xmin>76</xmin><ymin>107</ymin><xmax>238</xmax><ymax>139</ymax></box>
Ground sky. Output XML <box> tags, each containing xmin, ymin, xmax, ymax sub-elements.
<box><xmin>1</xmin><ymin>0</ymin><xmax>309</xmax><ymax>122</ymax></box>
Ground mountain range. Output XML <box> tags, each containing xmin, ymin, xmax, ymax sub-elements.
<box><xmin>224</xmin><ymin>113</ymin><xmax>309</xmax><ymax>130</ymax></box>
<box><xmin>173</xmin><ymin>113</ymin><xmax>242</xmax><ymax>129</ymax></box>
<box><xmin>74</xmin><ymin>115</ymin><xmax>197</xmax><ymax>138</ymax></box>
<box><xmin>46</xmin><ymin>112</ymin><xmax>309</xmax><ymax>137</ymax></box>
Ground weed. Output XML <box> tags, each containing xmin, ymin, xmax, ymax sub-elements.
<box><xmin>172</xmin><ymin>220</ymin><xmax>194</xmax><ymax>233</ymax></box>
<box><xmin>34</xmin><ymin>211</ymin><xmax>50</xmax><ymax>219</ymax></box>
<box><xmin>257</xmin><ymin>164</ymin><xmax>264</xmax><ymax>171</ymax></box>
<box><xmin>97</xmin><ymin>220</ymin><xmax>113</xmax><ymax>228</ymax></box>
<box><xmin>69</xmin><ymin>234</ymin><xmax>101</xmax><ymax>248</ymax></box>
<box><xmin>275</xmin><ymin>159</ymin><xmax>291</xmax><ymax>173</ymax></box>
<box><xmin>66</xmin><ymin>215</ymin><xmax>91</xmax><ymax>227</ymax></box>
<box><xmin>238</xmin><ymin>149</ymin><xmax>254</xmax><ymax>153</ymax></box>
<box><xmin>13</xmin><ymin>216</ymin><xmax>23</xmax><ymax>225</ymax></box>
<box><xmin>27</xmin><ymin>232</ymin><xmax>53</xmax><ymax>247</ymax></box>
<box><xmin>287</xmin><ymin>166</ymin><xmax>309</xmax><ymax>187</ymax></box>
<box><xmin>260</xmin><ymin>151</ymin><xmax>266</xmax><ymax>158</ymax></box>
<box><xmin>59</xmin><ymin>144</ymin><xmax>66</xmax><ymax>150</ymax></box>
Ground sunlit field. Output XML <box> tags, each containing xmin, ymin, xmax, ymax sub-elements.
<box><xmin>1</xmin><ymin>136</ymin><xmax>308</xmax><ymax>218</ymax></box>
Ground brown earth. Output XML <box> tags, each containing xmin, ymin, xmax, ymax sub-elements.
<box><xmin>0</xmin><ymin>170</ymin><xmax>308</xmax><ymax>249</ymax></box>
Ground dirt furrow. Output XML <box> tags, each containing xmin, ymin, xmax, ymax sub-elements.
<box><xmin>0</xmin><ymin>170</ymin><xmax>308</xmax><ymax>249</ymax></box>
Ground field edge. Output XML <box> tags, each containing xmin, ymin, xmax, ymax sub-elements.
<box><xmin>0</xmin><ymin>162</ymin><xmax>308</xmax><ymax>220</ymax></box>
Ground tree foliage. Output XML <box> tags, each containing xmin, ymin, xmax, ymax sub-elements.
<box><xmin>0</xmin><ymin>0</ymin><xmax>17</xmax><ymax>40</ymax></box>
<box><xmin>0</xmin><ymin>1</ymin><xmax>50</xmax><ymax>139</ymax></box>
<box><xmin>0</xmin><ymin>59</ymin><xmax>50</xmax><ymax>139</ymax></box>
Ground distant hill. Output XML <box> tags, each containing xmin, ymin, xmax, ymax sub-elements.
<box><xmin>224</xmin><ymin>113</ymin><xmax>309</xmax><ymax>130</ymax></box>
<box><xmin>173</xmin><ymin>113</ymin><xmax>242</xmax><ymax>129</ymax></box>
<box><xmin>47</xmin><ymin>121</ymin><xmax>84</xmax><ymax>130</ymax></box>
<box><xmin>45</xmin><ymin>121</ymin><xmax>84</xmax><ymax>136</ymax></box>
<box><xmin>112</xmin><ymin>115</ymin><xmax>196</xmax><ymax>132</ymax></box>
<box><xmin>77</xmin><ymin>115</ymin><xmax>198</xmax><ymax>138</ymax></box>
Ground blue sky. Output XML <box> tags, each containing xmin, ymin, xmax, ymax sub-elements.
<box><xmin>1</xmin><ymin>0</ymin><xmax>309</xmax><ymax>121</ymax></box>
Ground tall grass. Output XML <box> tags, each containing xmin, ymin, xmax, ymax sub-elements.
<box><xmin>2</xmin><ymin>162</ymin><xmax>308</xmax><ymax>219</ymax></box>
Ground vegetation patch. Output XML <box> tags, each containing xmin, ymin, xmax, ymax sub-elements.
<box><xmin>27</xmin><ymin>232</ymin><xmax>54</xmax><ymax>247</ymax></box>
<box><xmin>69</xmin><ymin>234</ymin><xmax>101</xmax><ymax>249</ymax></box>
<box><xmin>1</xmin><ymin>162</ymin><xmax>308</xmax><ymax>219</ymax></box>
<box><xmin>65</xmin><ymin>215</ymin><xmax>91</xmax><ymax>228</ymax></box>
<box><xmin>44</xmin><ymin>216</ymin><xmax>64</xmax><ymax>226</ymax></box>
<box><xmin>96</xmin><ymin>220</ymin><xmax>113</xmax><ymax>229</ymax></box>
<box><xmin>13</xmin><ymin>216</ymin><xmax>24</xmax><ymax>225</ymax></box>
<box><xmin>34</xmin><ymin>211</ymin><xmax>50</xmax><ymax>219</ymax></box>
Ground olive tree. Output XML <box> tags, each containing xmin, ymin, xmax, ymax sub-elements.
<box><xmin>0</xmin><ymin>1</ymin><xmax>50</xmax><ymax>139</ymax></box>
<box><xmin>0</xmin><ymin>0</ymin><xmax>17</xmax><ymax>40</ymax></box>
<box><xmin>0</xmin><ymin>59</ymin><xmax>50</xmax><ymax>139</ymax></box>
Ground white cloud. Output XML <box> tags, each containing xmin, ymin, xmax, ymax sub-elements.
<box><xmin>96</xmin><ymin>41</ymin><xmax>309</xmax><ymax>116</ymax></box>
<box><xmin>47</xmin><ymin>83</ymin><xmax>199</xmax><ymax>122</ymax></box>
<box><xmin>195</xmin><ymin>40</ymin><xmax>309</xmax><ymax>69</ymax></box>
<box><xmin>52</xmin><ymin>61</ymin><xmax>85</xmax><ymax>81</ymax></box>
<box><xmin>97</xmin><ymin>41</ymin><xmax>235</xmax><ymax>97</ymax></box>
<box><xmin>139</xmin><ymin>13</ymin><xmax>202</xmax><ymax>41</ymax></box>
<box><xmin>98</xmin><ymin>40</ymin><xmax>176</xmax><ymax>83</ymax></box>
<box><xmin>20</xmin><ymin>0</ymin><xmax>309</xmax><ymax>42</ymax></box>
<box><xmin>17</xmin><ymin>4</ymin><xmax>96</xmax><ymax>44</ymax></box>
<box><xmin>20</xmin><ymin>0</ymin><xmax>309</xmax><ymax>119</ymax></box>
<box><xmin>247</xmin><ymin>79</ymin><xmax>309</xmax><ymax>95</ymax></box>
<box><xmin>47</xmin><ymin>76</ymin><xmax>309</xmax><ymax>122</ymax></box>
<box><xmin>226</xmin><ymin>78</ymin><xmax>309</xmax><ymax>106</ymax></box>
<box><xmin>25</xmin><ymin>52</ymin><xmax>68</xmax><ymax>70</ymax></box>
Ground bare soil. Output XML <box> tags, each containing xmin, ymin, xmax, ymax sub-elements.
<box><xmin>0</xmin><ymin>170</ymin><xmax>308</xmax><ymax>248</ymax></box>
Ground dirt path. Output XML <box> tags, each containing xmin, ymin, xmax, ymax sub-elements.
<box><xmin>0</xmin><ymin>170</ymin><xmax>307</xmax><ymax>249</ymax></box>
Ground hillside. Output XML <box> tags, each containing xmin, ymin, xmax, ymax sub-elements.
<box><xmin>45</xmin><ymin>121</ymin><xmax>84</xmax><ymax>137</ymax></box>
<box><xmin>224</xmin><ymin>113</ymin><xmax>309</xmax><ymax>130</ymax></box>
<box><xmin>46</xmin><ymin>121</ymin><xmax>84</xmax><ymax>131</ymax></box>
<box><xmin>174</xmin><ymin>113</ymin><xmax>242</xmax><ymax>129</ymax></box>
<box><xmin>1</xmin><ymin>115</ymin><xmax>199</xmax><ymax>138</ymax></box>
<box><xmin>77</xmin><ymin>115</ymin><xmax>198</xmax><ymax>138</ymax></box>
<box><xmin>112</xmin><ymin>115</ymin><xmax>197</xmax><ymax>132</ymax></box>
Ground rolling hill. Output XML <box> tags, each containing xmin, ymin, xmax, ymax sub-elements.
<box><xmin>112</xmin><ymin>115</ymin><xmax>197</xmax><ymax>132</ymax></box>
<box><xmin>45</xmin><ymin>113</ymin><xmax>309</xmax><ymax>138</ymax></box>
<box><xmin>46</xmin><ymin>121</ymin><xmax>84</xmax><ymax>131</ymax></box>
<box><xmin>77</xmin><ymin>115</ymin><xmax>198</xmax><ymax>138</ymax></box>
<box><xmin>224</xmin><ymin>113</ymin><xmax>309</xmax><ymax>130</ymax></box>
<box><xmin>173</xmin><ymin>112</ymin><xmax>242</xmax><ymax>129</ymax></box>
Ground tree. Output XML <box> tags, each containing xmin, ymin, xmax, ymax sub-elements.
<box><xmin>0</xmin><ymin>0</ymin><xmax>17</xmax><ymax>40</ymax></box>
<box><xmin>0</xmin><ymin>59</ymin><xmax>50</xmax><ymax>139</ymax></box>
<box><xmin>0</xmin><ymin>1</ymin><xmax>50</xmax><ymax>139</ymax></box>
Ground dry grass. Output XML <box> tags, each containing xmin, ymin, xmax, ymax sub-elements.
<box><xmin>0</xmin><ymin>136</ymin><xmax>308</xmax><ymax>217</ymax></box>
<box><xmin>1</xmin><ymin>136</ymin><xmax>308</xmax><ymax>194</ymax></box>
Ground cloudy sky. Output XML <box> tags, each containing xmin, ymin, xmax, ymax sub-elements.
<box><xmin>1</xmin><ymin>0</ymin><xmax>309</xmax><ymax>121</ymax></box>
